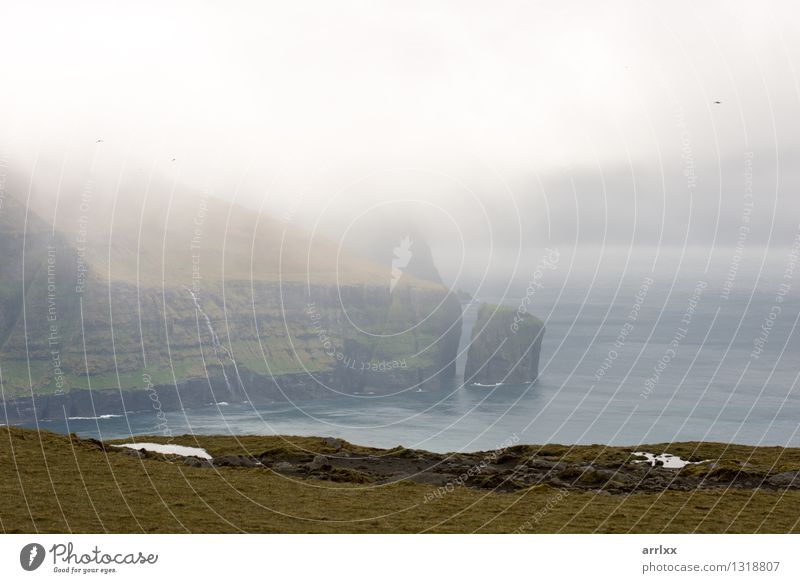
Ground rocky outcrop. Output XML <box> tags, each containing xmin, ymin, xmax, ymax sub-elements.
<box><xmin>89</xmin><ymin>433</ymin><xmax>800</xmax><ymax>495</ymax></box>
<box><xmin>464</xmin><ymin>304</ymin><xmax>544</xmax><ymax>385</ymax></box>
<box><xmin>767</xmin><ymin>471</ymin><xmax>800</xmax><ymax>487</ymax></box>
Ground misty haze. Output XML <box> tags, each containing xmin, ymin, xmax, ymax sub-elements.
<box><xmin>2</xmin><ymin>0</ymin><xmax>800</xmax><ymax>541</ymax></box>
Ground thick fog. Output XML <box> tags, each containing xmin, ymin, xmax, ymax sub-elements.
<box><xmin>2</xmin><ymin>0</ymin><xmax>799</xmax><ymax>290</ymax></box>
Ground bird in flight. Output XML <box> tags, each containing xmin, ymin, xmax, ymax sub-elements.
<box><xmin>713</xmin><ymin>101</ymin><xmax>721</xmax><ymax>105</ymax></box>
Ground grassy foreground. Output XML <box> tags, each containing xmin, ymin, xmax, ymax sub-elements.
<box><xmin>2</xmin><ymin>426</ymin><xmax>799</xmax><ymax>533</ymax></box>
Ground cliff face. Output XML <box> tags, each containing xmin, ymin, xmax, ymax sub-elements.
<box><xmin>0</xmin><ymin>189</ymin><xmax>462</xmax><ymax>422</ymax></box>
<box><xmin>464</xmin><ymin>304</ymin><xmax>544</xmax><ymax>385</ymax></box>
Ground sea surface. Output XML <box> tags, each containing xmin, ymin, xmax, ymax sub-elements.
<box><xmin>22</xmin><ymin>269</ymin><xmax>800</xmax><ymax>453</ymax></box>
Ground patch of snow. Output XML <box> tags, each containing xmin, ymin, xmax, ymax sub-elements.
<box><xmin>114</xmin><ymin>442</ymin><xmax>212</xmax><ymax>459</ymax></box>
<box><xmin>633</xmin><ymin>451</ymin><xmax>709</xmax><ymax>469</ymax></box>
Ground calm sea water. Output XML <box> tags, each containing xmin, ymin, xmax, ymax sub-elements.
<box><xmin>25</xmin><ymin>270</ymin><xmax>800</xmax><ymax>453</ymax></box>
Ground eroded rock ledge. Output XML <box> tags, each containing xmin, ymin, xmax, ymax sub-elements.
<box><xmin>93</xmin><ymin>434</ymin><xmax>800</xmax><ymax>495</ymax></box>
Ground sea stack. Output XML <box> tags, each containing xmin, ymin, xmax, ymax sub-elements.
<box><xmin>464</xmin><ymin>304</ymin><xmax>544</xmax><ymax>385</ymax></box>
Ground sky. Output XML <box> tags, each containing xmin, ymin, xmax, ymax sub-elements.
<box><xmin>1</xmin><ymin>0</ymin><xmax>799</xmax><ymax>286</ymax></box>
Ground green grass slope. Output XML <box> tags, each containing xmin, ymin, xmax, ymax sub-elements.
<box><xmin>2</xmin><ymin>428</ymin><xmax>799</xmax><ymax>533</ymax></box>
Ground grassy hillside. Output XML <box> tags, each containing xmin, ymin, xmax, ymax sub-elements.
<box><xmin>0</xmin><ymin>187</ymin><xmax>460</xmax><ymax>399</ymax></box>
<box><xmin>2</xmin><ymin>427</ymin><xmax>799</xmax><ymax>533</ymax></box>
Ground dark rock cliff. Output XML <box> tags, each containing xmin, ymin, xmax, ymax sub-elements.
<box><xmin>0</xmin><ymin>282</ymin><xmax>462</xmax><ymax>422</ymax></box>
<box><xmin>464</xmin><ymin>304</ymin><xmax>544</xmax><ymax>385</ymax></box>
